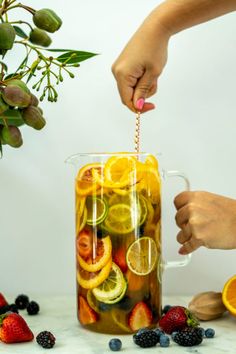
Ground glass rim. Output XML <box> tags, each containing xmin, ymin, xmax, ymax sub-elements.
<box><xmin>66</xmin><ymin>151</ymin><xmax>162</xmax><ymax>159</ymax></box>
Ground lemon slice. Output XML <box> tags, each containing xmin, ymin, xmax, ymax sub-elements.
<box><xmin>92</xmin><ymin>262</ymin><xmax>125</xmax><ymax>302</ymax></box>
<box><xmin>104</xmin><ymin>203</ymin><xmax>139</xmax><ymax>234</ymax></box>
<box><xmin>101</xmin><ymin>280</ymin><xmax>127</xmax><ymax>304</ymax></box>
<box><xmin>126</xmin><ymin>237</ymin><xmax>158</xmax><ymax>276</ymax></box>
<box><xmin>76</xmin><ymin>207</ymin><xmax>87</xmax><ymax>235</ymax></box>
<box><xmin>138</xmin><ymin>195</ymin><xmax>148</xmax><ymax>226</ymax></box>
<box><xmin>86</xmin><ymin>196</ymin><xmax>108</xmax><ymax>226</ymax></box>
<box><xmin>87</xmin><ymin>290</ymin><xmax>100</xmax><ymax>313</ymax></box>
<box><xmin>77</xmin><ymin>257</ymin><xmax>112</xmax><ymax>289</ymax></box>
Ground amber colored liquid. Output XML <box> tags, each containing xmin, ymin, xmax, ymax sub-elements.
<box><xmin>75</xmin><ymin>159</ymin><xmax>161</xmax><ymax>334</ymax></box>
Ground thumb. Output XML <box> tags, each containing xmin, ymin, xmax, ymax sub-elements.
<box><xmin>133</xmin><ymin>71</ymin><xmax>155</xmax><ymax>110</ymax></box>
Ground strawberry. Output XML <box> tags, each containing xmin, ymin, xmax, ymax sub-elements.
<box><xmin>128</xmin><ymin>301</ymin><xmax>153</xmax><ymax>331</ymax></box>
<box><xmin>78</xmin><ymin>295</ymin><xmax>98</xmax><ymax>325</ymax></box>
<box><xmin>159</xmin><ymin>306</ymin><xmax>199</xmax><ymax>334</ymax></box>
<box><xmin>0</xmin><ymin>293</ymin><xmax>8</xmax><ymax>308</ymax></box>
<box><xmin>0</xmin><ymin>313</ymin><xmax>34</xmax><ymax>343</ymax></box>
<box><xmin>113</xmin><ymin>248</ymin><xmax>128</xmax><ymax>273</ymax></box>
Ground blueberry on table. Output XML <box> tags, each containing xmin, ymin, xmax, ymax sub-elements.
<box><xmin>162</xmin><ymin>304</ymin><xmax>172</xmax><ymax>315</ymax></box>
<box><xmin>109</xmin><ymin>338</ymin><xmax>122</xmax><ymax>351</ymax></box>
<box><xmin>205</xmin><ymin>328</ymin><xmax>215</xmax><ymax>338</ymax></box>
<box><xmin>160</xmin><ymin>334</ymin><xmax>170</xmax><ymax>347</ymax></box>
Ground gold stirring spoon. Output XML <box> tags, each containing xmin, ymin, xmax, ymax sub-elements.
<box><xmin>134</xmin><ymin>111</ymin><xmax>141</xmax><ymax>153</ymax></box>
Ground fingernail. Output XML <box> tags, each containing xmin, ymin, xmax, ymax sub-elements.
<box><xmin>136</xmin><ymin>98</ymin><xmax>145</xmax><ymax>110</ymax></box>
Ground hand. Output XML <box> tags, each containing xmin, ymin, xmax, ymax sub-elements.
<box><xmin>174</xmin><ymin>191</ymin><xmax>236</xmax><ymax>254</ymax></box>
<box><xmin>112</xmin><ymin>21</ymin><xmax>170</xmax><ymax>113</ymax></box>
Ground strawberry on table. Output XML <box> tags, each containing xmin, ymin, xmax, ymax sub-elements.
<box><xmin>0</xmin><ymin>313</ymin><xmax>34</xmax><ymax>343</ymax></box>
<box><xmin>159</xmin><ymin>306</ymin><xmax>199</xmax><ymax>334</ymax></box>
<box><xmin>0</xmin><ymin>293</ymin><xmax>8</xmax><ymax>308</ymax></box>
<box><xmin>128</xmin><ymin>301</ymin><xmax>153</xmax><ymax>331</ymax></box>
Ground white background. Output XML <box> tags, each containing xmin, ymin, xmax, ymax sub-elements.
<box><xmin>1</xmin><ymin>0</ymin><xmax>236</xmax><ymax>297</ymax></box>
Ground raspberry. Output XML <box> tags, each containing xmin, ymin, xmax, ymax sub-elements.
<box><xmin>36</xmin><ymin>331</ymin><xmax>56</xmax><ymax>349</ymax></box>
<box><xmin>27</xmin><ymin>301</ymin><xmax>40</xmax><ymax>315</ymax></box>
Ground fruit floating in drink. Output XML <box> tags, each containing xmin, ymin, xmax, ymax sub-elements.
<box><xmin>75</xmin><ymin>153</ymin><xmax>161</xmax><ymax>334</ymax></box>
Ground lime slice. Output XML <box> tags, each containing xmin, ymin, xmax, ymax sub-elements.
<box><xmin>101</xmin><ymin>279</ymin><xmax>127</xmax><ymax>304</ymax></box>
<box><xmin>87</xmin><ymin>290</ymin><xmax>100</xmax><ymax>313</ymax></box>
<box><xmin>126</xmin><ymin>237</ymin><xmax>158</xmax><ymax>276</ymax></box>
<box><xmin>86</xmin><ymin>196</ymin><xmax>108</xmax><ymax>226</ymax></box>
<box><xmin>111</xmin><ymin>308</ymin><xmax>132</xmax><ymax>333</ymax></box>
<box><xmin>92</xmin><ymin>262</ymin><xmax>125</xmax><ymax>302</ymax></box>
<box><xmin>138</xmin><ymin>195</ymin><xmax>148</xmax><ymax>226</ymax></box>
<box><xmin>104</xmin><ymin>203</ymin><xmax>139</xmax><ymax>234</ymax></box>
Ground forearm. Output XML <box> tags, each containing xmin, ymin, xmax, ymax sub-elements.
<box><xmin>143</xmin><ymin>0</ymin><xmax>236</xmax><ymax>36</ymax></box>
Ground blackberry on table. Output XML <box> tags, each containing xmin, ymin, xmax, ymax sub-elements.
<box><xmin>15</xmin><ymin>294</ymin><xmax>29</xmax><ymax>310</ymax></box>
<box><xmin>36</xmin><ymin>331</ymin><xmax>56</xmax><ymax>349</ymax></box>
<box><xmin>173</xmin><ymin>327</ymin><xmax>203</xmax><ymax>347</ymax></box>
<box><xmin>133</xmin><ymin>329</ymin><xmax>159</xmax><ymax>348</ymax></box>
<box><xmin>0</xmin><ymin>303</ymin><xmax>19</xmax><ymax>314</ymax></box>
<box><xmin>27</xmin><ymin>301</ymin><xmax>40</xmax><ymax>315</ymax></box>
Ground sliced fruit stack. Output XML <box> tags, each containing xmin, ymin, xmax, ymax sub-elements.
<box><xmin>75</xmin><ymin>154</ymin><xmax>161</xmax><ymax>332</ymax></box>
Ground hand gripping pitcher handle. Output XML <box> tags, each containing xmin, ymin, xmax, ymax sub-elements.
<box><xmin>161</xmin><ymin>170</ymin><xmax>192</xmax><ymax>271</ymax></box>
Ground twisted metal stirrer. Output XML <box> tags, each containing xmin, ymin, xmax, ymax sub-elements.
<box><xmin>134</xmin><ymin>111</ymin><xmax>141</xmax><ymax>153</ymax></box>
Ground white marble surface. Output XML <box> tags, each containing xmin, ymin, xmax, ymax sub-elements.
<box><xmin>1</xmin><ymin>295</ymin><xmax>235</xmax><ymax>353</ymax></box>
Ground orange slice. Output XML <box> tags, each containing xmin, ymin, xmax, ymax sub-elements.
<box><xmin>77</xmin><ymin>257</ymin><xmax>112</xmax><ymax>289</ymax></box>
<box><xmin>137</xmin><ymin>167</ymin><xmax>161</xmax><ymax>204</ymax></box>
<box><xmin>78</xmin><ymin>235</ymin><xmax>112</xmax><ymax>272</ymax></box>
<box><xmin>104</xmin><ymin>155</ymin><xmax>136</xmax><ymax>183</ymax></box>
<box><xmin>222</xmin><ymin>274</ymin><xmax>236</xmax><ymax>316</ymax></box>
<box><xmin>76</xmin><ymin>163</ymin><xmax>103</xmax><ymax>196</ymax></box>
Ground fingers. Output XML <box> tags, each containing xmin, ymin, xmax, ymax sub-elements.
<box><xmin>174</xmin><ymin>191</ymin><xmax>194</xmax><ymax>210</ymax></box>
<box><xmin>133</xmin><ymin>71</ymin><xmax>157</xmax><ymax>111</ymax></box>
<box><xmin>115</xmin><ymin>78</ymin><xmax>137</xmax><ymax>112</ymax></box>
<box><xmin>176</xmin><ymin>223</ymin><xmax>192</xmax><ymax>244</ymax></box>
<box><xmin>178</xmin><ymin>238</ymin><xmax>201</xmax><ymax>255</ymax></box>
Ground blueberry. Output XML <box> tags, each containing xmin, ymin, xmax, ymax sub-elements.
<box><xmin>116</xmin><ymin>296</ymin><xmax>133</xmax><ymax>311</ymax></box>
<box><xmin>199</xmin><ymin>327</ymin><xmax>205</xmax><ymax>337</ymax></box>
<box><xmin>137</xmin><ymin>327</ymin><xmax>150</xmax><ymax>335</ymax></box>
<box><xmin>160</xmin><ymin>334</ymin><xmax>170</xmax><ymax>347</ymax></box>
<box><xmin>153</xmin><ymin>328</ymin><xmax>164</xmax><ymax>340</ymax></box>
<box><xmin>171</xmin><ymin>331</ymin><xmax>177</xmax><ymax>341</ymax></box>
<box><xmin>162</xmin><ymin>305</ymin><xmax>172</xmax><ymax>315</ymax></box>
<box><xmin>98</xmin><ymin>302</ymin><xmax>112</xmax><ymax>312</ymax></box>
<box><xmin>109</xmin><ymin>338</ymin><xmax>122</xmax><ymax>351</ymax></box>
<box><xmin>205</xmin><ymin>328</ymin><xmax>215</xmax><ymax>338</ymax></box>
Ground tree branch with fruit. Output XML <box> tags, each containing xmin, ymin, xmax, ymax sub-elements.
<box><xmin>0</xmin><ymin>1</ymin><xmax>97</xmax><ymax>154</ymax></box>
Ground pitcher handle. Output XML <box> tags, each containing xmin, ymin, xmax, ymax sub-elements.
<box><xmin>162</xmin><ymin>170</ymin><xmax>192</xmax><ymax>271</ymax></box>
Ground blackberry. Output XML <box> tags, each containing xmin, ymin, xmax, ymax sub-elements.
<box><xmin>27</xmin><ymin>301</ymin><xmax>40</xmax><ymax>315</ymax></box>
<box><xmin>133</xmin><ymin>330</ymin><xmax>159</xmax><ymax>348</ymax></box>
<box><xmin>15</xmin><ymin>294</ymin><xmax>29</xmax><ymax>310</ymax></box>
<box><xmin>173</xmin><ymin>327</ymin><xmax>203</xmax><ymax>347</ymax></box>
<box><xmin>36</xmin><ymin>331</ymin><xmax>56</xmax><ymax>349</ymax></box>
<box><xmin>0</xmin><ymin>303</ymin><xmax>18</xmax><ymax>315</ymax></box>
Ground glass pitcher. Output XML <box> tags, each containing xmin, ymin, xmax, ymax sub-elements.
<box><xmin>66</xmin><ymin>152</ymin><xmax>191</xmax><ymax>334</ymax></box>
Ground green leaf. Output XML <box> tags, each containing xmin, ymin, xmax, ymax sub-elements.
<box><xmin>0</xmin><ymin>109</ymin><xmax>25</xmax><ymax>127</ymax></box>
<box><xmin>56</xmin><ymin>51</ymin><xmax>98</xmax><ymax>64</ymax></box>
<box><xmin>13</xmin><ymin>25</ymin><xmax>28</xmax><ymax>39</ymax></box>
<box><xmin>45</xmin><ymin>48</ymin><xmax>77</xmax><ymax>53</ymax></box>
<box><xmin>26</xmin><ymin>60</ymin><xmax>39</xmax><ymax>83</ymax></box>
<box><xmin>0</xmin><ymin>140</ymin><xmax>2</xmax><ymax>158</ymax></box>
<box><xmin>0</xmin><ymin>61</ymin><xmax>8</xmax><ymax>72</ymax></box>
<box><xmin>4</xmin><ymin>73</ymin><xmax>20</xmax><ymax>80</ymax></box>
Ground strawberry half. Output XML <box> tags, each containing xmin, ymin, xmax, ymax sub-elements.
<box><xmin>159</xmin><ymin>306</ymin><xmax>199</xmax><ymax>334</ymax></box>
<box><xmin>113</xmin><ymin>248</ymin><xmax>128</xmax><ymax>273</ymax></box>
<box><xmin>128</xmin><ymin>301</ymin><xmax>153</xmax><ymax>331</ymax></box>
<box><xmin>0</xmin><ymin>293</ymin><xmax>8</xmax><ymax>308</ymax></box>
<box><xmin>78</xmin><ymin>295</ymin><xmax>98</xmax><ymax>325</ymax></box>
<box><xmin>0</xmin><ymin>313</ymin><xmax>34</xmax><ymax>343</ymax></box>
